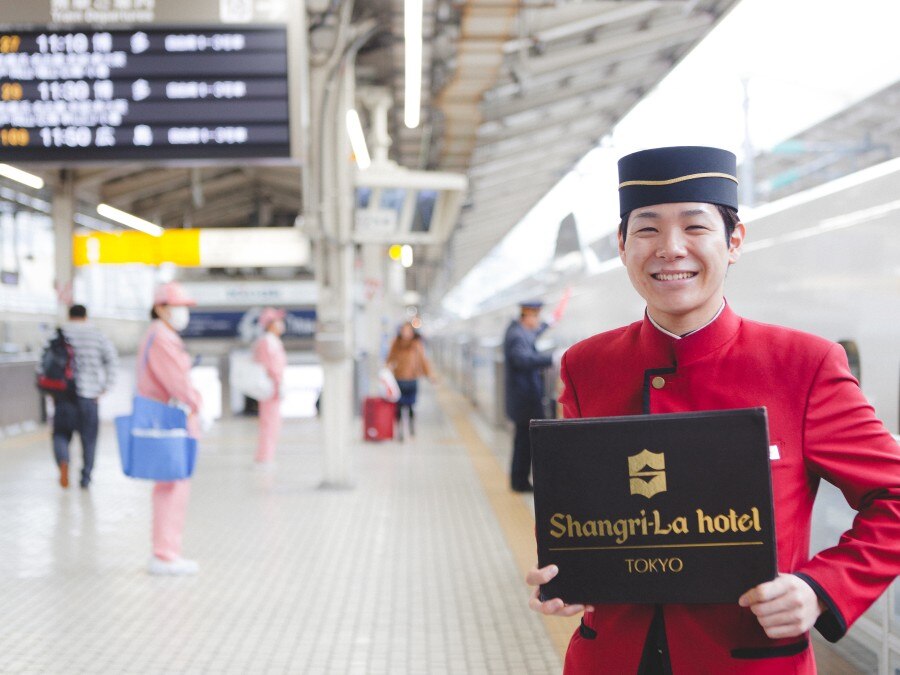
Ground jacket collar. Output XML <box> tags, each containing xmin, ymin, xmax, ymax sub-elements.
<box><xmin>639</xmin><ymin>301</ymin><xmax>741</xmax><ymax>368</ymax></box>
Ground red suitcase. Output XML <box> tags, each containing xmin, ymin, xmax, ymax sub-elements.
<box><xmin>363</xmin><ymin>397</ymin><xmax>396</xmax><ymax>441</ymax></box>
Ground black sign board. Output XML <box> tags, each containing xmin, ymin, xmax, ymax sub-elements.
<box><xmin>531</xmin><ymin>408</ymin><xmax>777</xmax><ymax>604</ymax></box>
<box><xmin>0</xmin><ymin>26</ymin><xmax>291</xmax><ymax>161</ymax></box>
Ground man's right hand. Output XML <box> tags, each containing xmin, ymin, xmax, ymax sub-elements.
<box><xmin>526</xmin><ymin>564</ymin><xmax>593</xmax><ymax>616</ymax></box>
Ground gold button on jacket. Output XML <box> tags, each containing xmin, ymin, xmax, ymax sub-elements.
<box><xmin>651</xmin><ymin>376</ymin><xmax>666</xmax><ymax>389</ymax></box>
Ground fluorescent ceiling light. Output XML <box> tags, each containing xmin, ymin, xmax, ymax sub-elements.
<box><xmin>404</xmin><ymin>0</ymin><xmax>423</xmax><ymax>129</ymax></box>
<box><xmin>97</xmin><ymin>203</ymin><xmax>164</xmax><ymax>237</ymax></box>
<box><xmin>346</xmin><ymin>109</ymin><xmax>371</xmax><ymax>169</ymax></box>
<box><xmin>0</xmin><ymin>164</ymin><xmax>44</xmax><ymax>190</ymax></box>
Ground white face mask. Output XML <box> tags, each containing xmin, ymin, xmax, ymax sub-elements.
<box><xmin>167</xmin><ymin>306</ymin><xmax>191</xmax><ymax>332</ymax></box>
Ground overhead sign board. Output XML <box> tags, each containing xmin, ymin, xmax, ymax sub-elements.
<box><xmin>180</xmin><ymin>279</ymin><xmax>318</xmax><ymax>307</ymax></box>
<box><xmin>0</xmin><ymin>0</ymin><xmax>289</xmax><ymax>26</ymax></box>
<box><xmin>355</xmin><ymin>208</ymin><xmax>398</xmax><ymax>235</ymax></box>
<box><xmin>72</xmin><ymin>227</ymin><xmax>310</xmax><ymax>267</ymax></box>
<box><xmin>182</xmin><ymin>308</ymin><xmax>316</xmax><ymax>340</ymax></box>
<box><xmin>0</xmin><ymin>26</ymin><xmax>291</xmax><ymax>161</ymax></box>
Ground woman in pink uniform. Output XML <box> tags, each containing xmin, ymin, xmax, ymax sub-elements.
<box><xmin>137</xmin><ymin>282</ymin><xmax>203</xmax><ymax>575</ymax></box>
<box><xmin>253</xmin><ymin>307</ymin><xmax>287</xmax><ymax>465</ymax></box>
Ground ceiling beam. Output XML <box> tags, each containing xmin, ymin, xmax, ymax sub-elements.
<box><xmin>101</xmin><ymin>169</ymin><xmax>191</xmax><ymax>205</ymax></box>
<box><xmin>469</xmin><ymin>136</ymin><xmax>594</xmax><ymax>177</ymax></box>
<box><xmin>503</xmin><ymin>1</ymin><xmax>665</xmax><ymax>54</ymax></box>
<box><xmin>254</xmin><ymin>168</ymin><xmax>302</xmax><ymax>194</ymax></box>
<box><xmin>174</xmin><ymin>196</ymin><xmax>258</xmax><ymax>228</ymax></box>
<box><xmin>480</xmin><ymin>60</ymin><xmax>659</xmax><ymax>123</ymax></box>
<box><xmin>74</xmin><ymin>165</ymin><xmax>146</xmax><ymax>190</ymax></box>
<box><xmin>131</xmin><ymin>170</ymin><xmax>251</xmax><ymax>214</ymax></box>
<box><xmin>468</xmin><ymin>177</ymin><xmax>559</xmax><ymax>208</ymax></box>
<box><xmin>513</xmin><ymin>13</ymin><xmax>713</xmax><ymax>80</ymax></box>
<box><xmin>467</xmin><ymin>168</ymin><xmax>562</xmax><ymax>198</ymax></box>
<box><xmin>154</xmin><ymin>188</ymin><xmax>257</xmax><ymax>227</ymax></box>
<box><xmin>468</xmin><ymin>167</ymin><xmax>559</xmax><ymax>193</ymax></box>
<box><xmin>473</xmin><ymin>112</ymin><xmax>611</xmax><ymax>162</ymax></box>
<box><xmin>485</xmin><ymin>15</ymin><xmax>711</xmax><ymax>102</ymax></box>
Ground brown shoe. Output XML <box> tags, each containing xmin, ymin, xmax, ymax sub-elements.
<box><xmin>59</xmin><ymin>461</ymin><xmax>69</xmax><ymax>488</ymax></box>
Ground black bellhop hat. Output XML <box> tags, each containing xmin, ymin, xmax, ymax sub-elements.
<box><xmin>617</xmin><ymin>146</ymin><xmax>739</xmax><ymax>216</ymax></box>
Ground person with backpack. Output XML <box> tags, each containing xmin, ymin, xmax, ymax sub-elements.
<box><xmin>39</xmin><ymin>304</ymin><xmax>118</xmax><ymax>489</ymax></box>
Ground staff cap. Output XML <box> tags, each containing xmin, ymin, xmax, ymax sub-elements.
<box><xmin>617</xmin><ymin>146</ymin><xmax>738</xmax><ymax>216</ymax></box>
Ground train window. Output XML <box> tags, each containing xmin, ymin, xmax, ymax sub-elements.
<box><xmin>837</xmin><ymin>339</ymin><xmax>861</xmax><ymax>384</ymax></box>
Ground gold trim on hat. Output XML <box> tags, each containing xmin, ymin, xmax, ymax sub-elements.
<box><xmin>618</xmin><ymin>172</ymin><xmax>739</xmax><ymax>189</ymax></box>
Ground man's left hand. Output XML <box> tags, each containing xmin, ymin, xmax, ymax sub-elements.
<box><xmin>738</xmin><ymin>573</ymin><xmax>825</xmax><ymax>639</ymax></box>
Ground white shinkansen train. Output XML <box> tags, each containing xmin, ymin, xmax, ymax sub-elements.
<box><xmin>436</xmin><ymin>157</ymin><xmax>900</xmax><ymax>436</ymax></box>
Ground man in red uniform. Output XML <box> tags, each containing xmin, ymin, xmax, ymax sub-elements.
<box><xmin>526</xmin><ymin>146</ymin><xmax>900</xmax><ymax>673</ymax></box>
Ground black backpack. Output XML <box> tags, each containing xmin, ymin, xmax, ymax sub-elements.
<box><xmin>37</xmin><ymin>328</ymin><xmax>76</xmax><ymax>398</ymax></box>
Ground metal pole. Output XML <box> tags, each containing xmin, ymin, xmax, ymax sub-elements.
<box><xmin>740</xmin><ymin>77</ymin><xmax>755</xmax><ymax>208</ymax></box>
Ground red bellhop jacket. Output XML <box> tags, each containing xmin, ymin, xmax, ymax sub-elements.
<box><xmin>557</xmin><ymin>303</ymin><xmax>900</xmax><ymax>674</ymax></box>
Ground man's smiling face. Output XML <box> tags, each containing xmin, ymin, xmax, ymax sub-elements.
<box><xmin>618</xmin><ymin>202</ymin><xmax>745</xmax><ymax>334</ymax></box>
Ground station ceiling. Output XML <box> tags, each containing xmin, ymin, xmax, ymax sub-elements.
<box><xmin>10</xmin><ymin>0</ymin><xmax>744</xmax><ymax>301</ymax></box>
<box><xmin>356</xmin><ymin>0</ymin><xmax>742</xmax><ymax>299</ymax></box>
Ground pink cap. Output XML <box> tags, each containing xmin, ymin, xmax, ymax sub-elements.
<box><xmin>258</xmin><ymin>307</ymin><xmax>286</xmax><ymax>328</ymax></box>
<box><xmin>152</xmin><ymin>281</ymin><xmax>196</xmax><ymax>307</ymax></box>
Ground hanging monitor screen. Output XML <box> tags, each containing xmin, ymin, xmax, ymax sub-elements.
<box><xmin>0</xmin><ymin>26</ymin><xmax>291</xmax><ymax>161</ymax></box>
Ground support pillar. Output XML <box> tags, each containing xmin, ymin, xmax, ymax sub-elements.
<box><xmin>305</xmin><ymin>7</ymin><xmax>376</xmax><ymax>488</ymax></box>
<box><xmin>52</xmin><ymin>170</ymin><xmax>75</xmax><ymax>317</ymax></box>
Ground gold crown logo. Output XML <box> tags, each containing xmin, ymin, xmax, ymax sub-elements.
<box><xmin>628</xmin><ymin>449</ymin><xmax>666</xmax><ymax>498</ymax></box>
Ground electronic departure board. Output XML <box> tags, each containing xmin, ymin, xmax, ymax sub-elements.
<box><xmin>0</xmin><ymin>26</ymin><xmax>291</xmax><ymax>162</ymax></box>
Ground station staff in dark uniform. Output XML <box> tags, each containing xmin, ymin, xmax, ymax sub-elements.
<box><xmin>503</xmin><ymin>300</ymin><xmax>553</xmax><ymax>492</ymax></box>
<box><xmin>525</xmin><ymin>146</ymin><xmax>900</xmax><ymax>673</ymax></box>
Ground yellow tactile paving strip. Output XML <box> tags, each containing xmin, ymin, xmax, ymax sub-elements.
<box><xmin>436</xmin><ymin>385</ymin><xmax>578</xmax><ymax>660</ymax></box>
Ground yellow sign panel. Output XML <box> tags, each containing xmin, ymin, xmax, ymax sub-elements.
<box><xmin>73</xmin><ymin>230</ymin><xmax>201</xmax><ymax>267</ymax></box>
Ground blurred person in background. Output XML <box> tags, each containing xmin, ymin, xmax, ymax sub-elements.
<box><xmin>385</xmin><ymin>322</ymin><xmax>435</xmax><ymax>441</ymax></box>
<box><xmin>503</xmin><ymin>300</ymin><xmax>555</xmax><ymax>493</ymax></box>
<box><xmin>253</xmin><ymin>307</ymin><xmax>287</xmax><ymax>465</ymax></box>
<box><xmin>48</xmin><ymin>304</ymin><xmax>118</xmax><ymax>489</ymax></box>
<box><xmin>138</xmin><ymin>282</ymin><xmax>203</xmax><ymax>576</ymax></box>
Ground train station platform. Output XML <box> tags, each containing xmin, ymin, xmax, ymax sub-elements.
<box><xmin>0</xmin><ymin>379</ymin><xmax>877</xmax><ymax>674</ymax></box>
<box><xmin>0</xmin><ymin>383</ymin><xmax>569</xmax><ymax>674</ymax></box>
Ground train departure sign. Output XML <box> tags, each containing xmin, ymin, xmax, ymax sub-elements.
<box><xmin>0</xmin><ymin>26</ymin><xmax>291</xmax><ymax>162</ymax></box>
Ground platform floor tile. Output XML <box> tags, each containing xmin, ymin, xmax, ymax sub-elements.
<box><xmin>0</xmin><ymin>389</ymin><xmax>560</xmax><ymax>674</ymax></box>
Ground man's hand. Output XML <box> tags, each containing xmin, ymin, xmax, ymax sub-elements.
<box><xmin>738</xmin><ymin>573</ymin><xmax>825</xmax><ymax>639</ymax></box>
<box><xmin>526</xmin><ymin>564</ymin><xmax>593</xmax><ymax>617</ymax></box>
